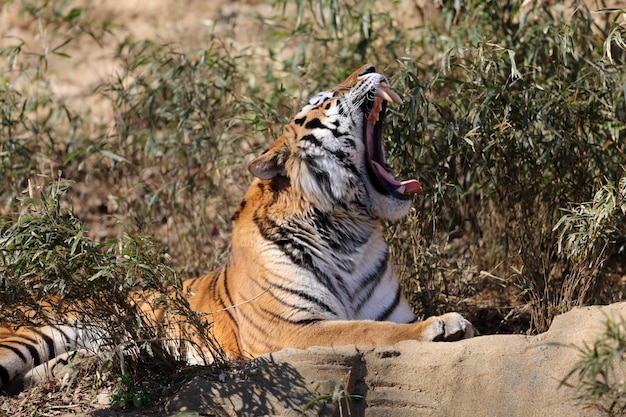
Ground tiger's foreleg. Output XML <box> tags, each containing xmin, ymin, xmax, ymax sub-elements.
<box><xmin>242</xmin><ymin>313</ymin><xmax>474</xmax><ymax>357</ymax></box>
<box><xmin>286</xmin><ymin>313</ymin><xmax>474</xmax><ymax>349</ymax></box>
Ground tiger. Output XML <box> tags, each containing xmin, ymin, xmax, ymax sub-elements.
<box><xmin>0</xmin><ymin>64</ymin><xmax>474</xmax><ymax>394</ymax></box>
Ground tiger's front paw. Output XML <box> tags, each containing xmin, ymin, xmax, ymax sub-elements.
<box><xmin>425</xmin><ymin>312</ymin><xmax>475</xmax><ymax>342</ymax></box>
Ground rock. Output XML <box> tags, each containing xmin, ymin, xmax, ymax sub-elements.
<box><xmin>166</xmin><ymin>346</ymin><xmax>365</xmax><ymax>416</ymax></box>
<box><xmin>165</xmin><ymin>303</ymin><xmax>626</xmax><ymax>417</ymax></box>
<box><xmin>97</xmin><ymin>393</ymin><xmax>112</xmax><ymax>406</ymax></box>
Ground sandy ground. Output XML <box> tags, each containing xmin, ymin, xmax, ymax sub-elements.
<box><xmin>0</xmin><ymin>0</ymin><xmax>280</xmax><ymax>124</ymax></box>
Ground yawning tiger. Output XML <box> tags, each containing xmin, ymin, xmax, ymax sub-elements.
<box><xmin>0</xmin><ymin>64</ymin><xmax>474</xmax><ymax>394</ymax></box>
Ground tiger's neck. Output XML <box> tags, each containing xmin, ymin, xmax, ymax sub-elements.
<box><xmin>236</xmin><ymin>176</ymin><xmax>381</xmax><ymax>249</ymax></box>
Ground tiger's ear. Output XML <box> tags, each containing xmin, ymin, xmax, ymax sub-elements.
<box><xmin>248</xmin><ymin>138</ymin><xmax>291</xmax><ymax>180</ymax></box>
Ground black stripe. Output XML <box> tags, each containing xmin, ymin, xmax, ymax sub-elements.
<box><xmin>255</xmin><ymin>216</ymin><xmax>318</xmax><ymax>271</ymax></box>
<box><xmin>311</xmin><ymin>209</ymin><xmax>371</xmax><ymax>251</ymax></box>
<box><xmin>294</xmin><ymin>116</ymin><xmax>306</xmax><ymax>126</ymax></box>
<box><xmin>301</xmin><ymin>133</ymin><xmax>322</xmax><ymax>147</ymax></box>
<box><xmin>32</xmin><ymin>329</ymin><xmax>56</xmax><ymax>359</ymax></box>
<box><xmin>337</xmin><ymin>101</ymin><xmax>347</xmax><ymax>116</ymax></box>
<box><xmin>260</xmin><ymin>307</ymin><xmax>322</xmax><ymax>325</ymax></box>
<box><xmin>336</xmin><ymin>156</ymin><xmax>359</xmax><ymax>177</ymax></box>
<box><xmin>268</xmin><ymin>282</ymin><xmax>336</xmax><ymax>316</ymax></box>
<box><xmin>2</xmin><ymin>334</ymin><xmax>46</xmax><ymax>366</ymax></box>
<box><xmin>0</xmin><ymin>364</ymin><xmax>10</xmax><ymax>390</ymax></box>
<box><xmin>291</xmin><ymin>318</ymin><xmax>322</xmax><ymax>325</ymax></box>
<box><xmin>209</xmin><ymin>268</ymin><xmax>220</xmax><ymax>300</ymax></box>
<box><xmin>231</xmin><ymin>199</ymin><xmax>246</xmax><ymax>222</ymax></box>
<box><xmin>353</xmin><ymin>251</ymin><xmax>389</xmax><ymax>308</ymax></box>
<box><xmin>328</xmin><ymin>147</ymin><xmax>348</xmax><ymax>162</ymax></box>
<box><xmin>376</xmin><ymin>286</ymin><xmax>402</xmax><ymax>322</ymax></box>
<box><xmin>268</xmin><ymin>287</ymin><xmax>329</xmax><ymax>315</ymax></box>
<box><xmin>313</xmin><ymin>170</ymin><xmax>334</xmax><ymax>198</ymax></box>
<box><xmin>305</xmin><ymin>118</ymin><xmax>325</xmax><ymax>130</ymax></box>
<box><xmin>343</xmin><ymin>136</ymin><xmax>355</xmax><ymax>148</ymax></box>
<box><xmin>302</xmin><ymin>132</ymin><xmax>355</xmax><ymax>170</ymax></box>
<box><xmin>22</xmin><ymin>343</ymin><xmax>41</xmax><ymax>366</ymax></box>
<box><xmin>205</xmin><ymin>270</ymin><xmax>241</xmax><ymax>354</ymax></box>
<box><xmin>0</xmin><ymin>344</ymin><xmax>27</xmax><ymax>363</ymax></box>
<box><xmin>268</xmin><ymin>291</ymin><xmax>309</xmax><ymax>311</ymax></box>
<box><xmin>238</xmin><ymin>304</ymin><xmax>272</xmax><ymax>340</ymax></box>
<box><xmin>215</xmin><ymin>267</ymin><xmax>237</xmax><ymax>328</ymax></box>
<box><xmin>328</xmin><ymin>124</ymin><xmax>342</xmax><ymax>137</ymax></box>
<box><xmin>56</xmin><ymin>356</ymin><xmax>70</xmax><ymax>366</ymax></box>
<box><xmin>332</xmin><ymin>274</ymin><xmax>350</xmax><ymax>303</ymax></box>
<box><xmin>222</xmin><ymin>266</ymin><xmax>235</xmax><ymax>307</ymax></box>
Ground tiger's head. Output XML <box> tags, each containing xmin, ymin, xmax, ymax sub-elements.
<box><xmin>248</xmin><ymin>64</ymin><xmax>422</xmax><ymax>220</ymax></box>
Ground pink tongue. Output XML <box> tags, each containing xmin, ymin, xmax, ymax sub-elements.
<box><xmin>371</xmin><ymin>161</ymin><xmax>423</xmax><ymax>194</ymax></box>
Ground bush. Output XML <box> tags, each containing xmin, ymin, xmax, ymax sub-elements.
<box><xmin>0</xmin><ymin>178</ymin><xmax>224</xmax><ymax>384</ymax></box>
<box><xmin>561</xmin><ymin>312</ymin><xmax>626</xmax><ymax>416</ymax></box>
<box><xmin>385</xmin><ymin>0</ymin><xmax>626</xmax><ymax>332</ymax></box>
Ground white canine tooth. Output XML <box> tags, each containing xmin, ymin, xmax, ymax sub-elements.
<box><xmin>397</xmin><ymin>185</ymin><xmax>405</xmax><ymax>194</ymax></box>
<box><xmin>380</xmin><ymin>91</ymin><xmax>393</xmax><ymax>103</ymax></box>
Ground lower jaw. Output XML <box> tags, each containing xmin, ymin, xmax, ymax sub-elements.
<box><xmin>365</xmin><ymin>170</ymin><xmax>412</xmax><ymax>202</ymax></box>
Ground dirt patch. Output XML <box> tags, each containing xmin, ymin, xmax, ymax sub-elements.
<box><xmin>0</xmin><ymin>0</ymin><xmax>269</xmax><ymax>122</ymax></box>
<box><xmin>0</xmin><ymin>377</ymin><xmax>114</xmax><ymax>416</ymax></box>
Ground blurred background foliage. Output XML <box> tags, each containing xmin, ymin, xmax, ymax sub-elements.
<box><xmin>0</xmin><ymin>0</ymin><xmax>625</xmax><ymax>398</ymax></box>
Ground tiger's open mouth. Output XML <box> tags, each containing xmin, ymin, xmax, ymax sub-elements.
<box><xmin>364</xmin><ymin>83</ymin><xmax>422</xmax><ymax>199</ymax></box>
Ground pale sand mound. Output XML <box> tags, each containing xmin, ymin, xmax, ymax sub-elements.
<box><xmin>164</xmin><ymin>303</ymin><xmax>626</xmax><ymax>417</ymax></box>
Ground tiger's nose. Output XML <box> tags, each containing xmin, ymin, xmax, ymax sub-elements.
<box><xmin>358</xmin><ymin>64</ymin><xmax>377</xmax><ymax>76</ymax></box>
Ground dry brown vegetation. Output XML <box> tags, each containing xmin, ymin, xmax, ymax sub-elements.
<box><xmin>1</xmin><ymin>0</ymin><xmax>625</xmax><ymax>415</ymax></box>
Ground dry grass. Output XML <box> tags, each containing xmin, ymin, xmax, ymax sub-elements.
<box><xmin>0</xmin><ymin>0</ymin><xmax>625</xmax><ymax>412</ymax></box>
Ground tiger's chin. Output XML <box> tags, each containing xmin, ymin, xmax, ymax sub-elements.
<box><xmin>366</xmin><ymin>187</ymin><xmax>413</xmax><ymax>221</ymax></box>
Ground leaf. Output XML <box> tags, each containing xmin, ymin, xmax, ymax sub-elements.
<box><xmin>99</xmin><ymin>149</ymin><xmax>130</xmax><ymax>163</ymax></box>
<box><xmin>64</xmin><ymin>7</ymin><xmax>84</xmax><ymax>22</ymax></box>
